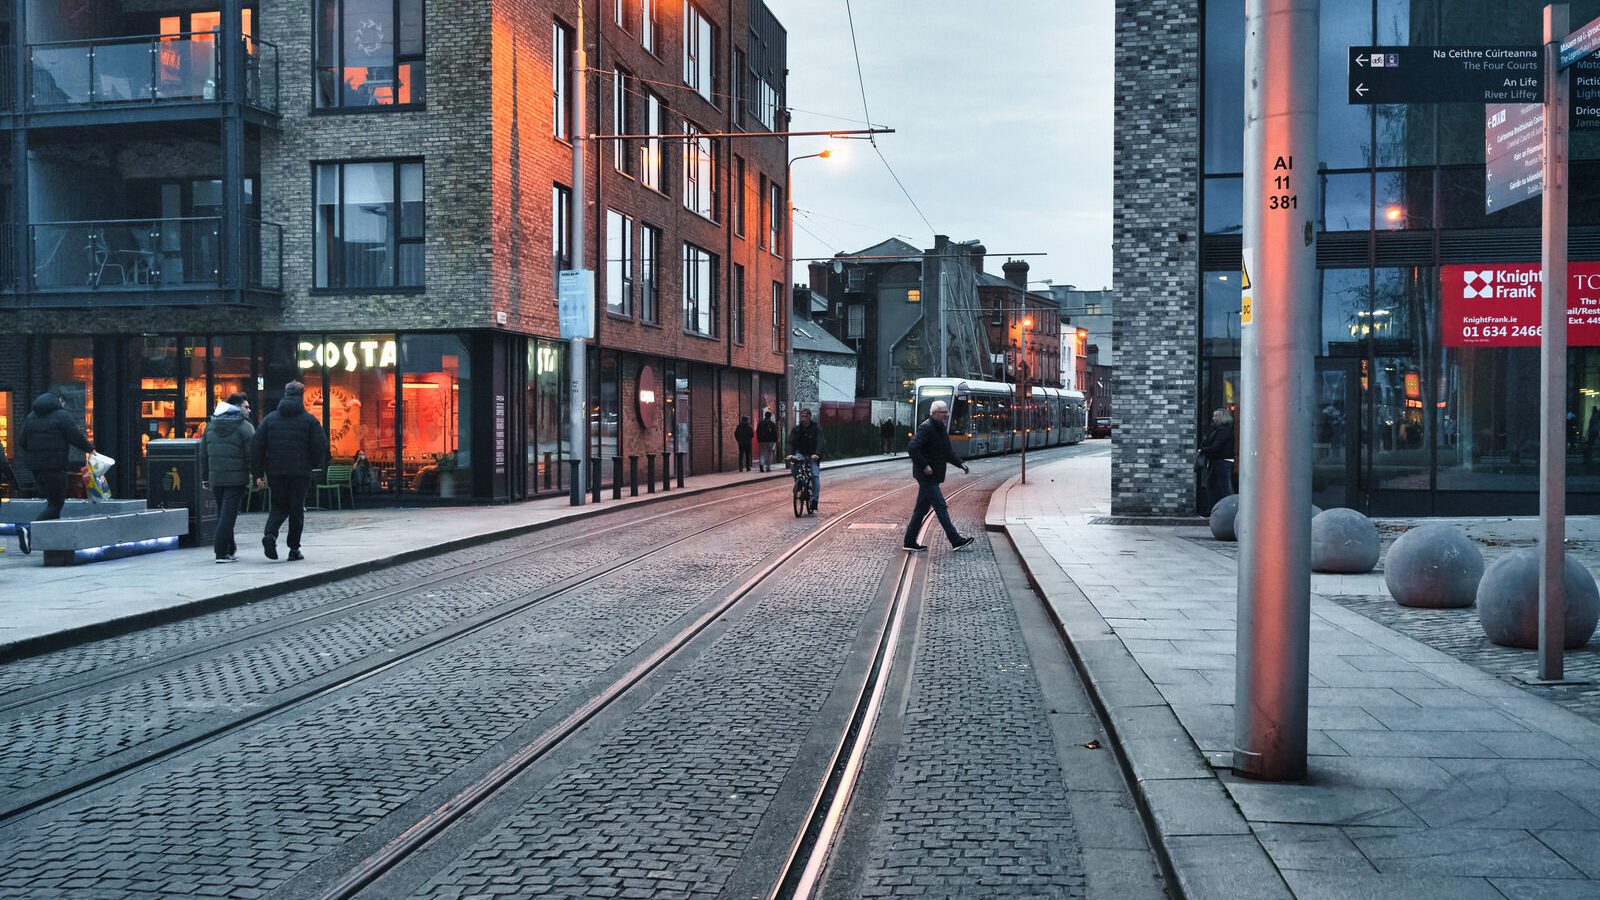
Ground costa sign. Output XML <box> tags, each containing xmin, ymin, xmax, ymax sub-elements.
<box><xmin>1441</xmin><ymin>263</ymin><xmax>1600</xmax><ymax>347</ymax></box>
<box><xmin>297</xmin><ymin>339</ymin><xmax>398</xmax><ymax>371</ymax></box>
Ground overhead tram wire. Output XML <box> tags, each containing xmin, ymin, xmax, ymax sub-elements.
<box><xmin>794</xmin><ymin>207</ymin><xmax>919</xmax><ymax>244</ymax></box>
<box><xmin>843</xmin><ymin>0</ymin><xmax>938</xmax><ymax>239</ymax></box>
<box><xmin>587</xmin><ymin>61</ymin><xmax>875</xmax><ymax>131</ymax></box>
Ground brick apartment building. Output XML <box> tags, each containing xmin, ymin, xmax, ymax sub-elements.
<box><xmin>0</xmin><ymin>0</ymin><xmax>789</xmax><ymax>503</ymax></box>
<box><xmin>976</xmin><ymin>259</ymin><xmax>1061</xmax><ymax>389</ymax></box>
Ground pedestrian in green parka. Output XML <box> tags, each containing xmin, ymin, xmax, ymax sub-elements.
<box><xmin>201</xmin><ymin>392</ymin><xmax>255</xmax><ymax>563</ymax></box>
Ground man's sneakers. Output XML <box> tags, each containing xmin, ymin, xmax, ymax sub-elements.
<box><xmin>903</xmin><ymin>542</ymin><xmax>928</xmax><ymax>553</ymax></box>
<box><xmin>16</xmin><ymin>525</ymin><xmax>30</xmax><ymax>556</ymax></box>
<box><xmin>287</xmin><ymin>550</ymin><xmax>304</xmax><ymax>562</ymax></box>
<box><xmin>215</xmin><ymin>555</ymin><xmax>238</xmax><ymax>564</ymax></box>
<box><xmin>952</xmin><ymin>536</ymin><xmax>977</xmax><ymax>551</ymax></box>
<box><xmin>262</xmin><ymin>536</ymin><xmax>278</xmax><ymax>560</ymax></box>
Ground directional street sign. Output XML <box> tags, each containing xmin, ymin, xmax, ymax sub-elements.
<box><xmin>1485</xmin><ymin>103</ymin><xmax>1543</xmax><ymax>214</ymax></box>
<box><xmin>1574</xmin><ymin>57</ymin><xmax>1600</xmax><ymax>129</ymax></box>
<box><xmin>1561</xmin><ymin>13</ymin><xmax>1600</xmax><ymax>69</ymax></box>
<box><xmin>1348</xmin><ymin>46</ymin><xmax>1543</xmax><ymax>104</ymax></box>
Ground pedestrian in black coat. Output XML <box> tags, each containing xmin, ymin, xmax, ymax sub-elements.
<box><xmin>902</xmin><ymin>401</ymin><xmax>975</xmax><ymax>552</ymax></box>
<box><xmin>734</xmin><ymin>416</ymin><xmax>755</xmax><ymax>472</ymax></box>
<box><xmin>756</xmin><ymin>411</ymin><xmax>779</xmax><ymax>472</ymax></box>
<box><xmin>880</xmin><ymin>418</ymin><xmax>896</xmax><ymax>454</ymax></box>
<box><xmin>250</xmin><ymin>382</ymin><xmax>329</xmax><ymax>562</ymax></box>
<box><xmin>19</xmin><ymin>392</ymin><xmax>93</xmax><ymax>525</ymax></box>
<box><xmin>1199</xmin><ymin>408</ymin><xmax>1236</xmax><ymax>514</ymax></box>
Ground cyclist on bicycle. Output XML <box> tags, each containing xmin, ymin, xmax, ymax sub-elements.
<box><xmin>788</xmin><ymin>407</ymin><xmax>824</xmax><ymax>513</ymax></box>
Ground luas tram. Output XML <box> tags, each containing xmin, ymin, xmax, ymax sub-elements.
<box><xmin>912</xmin><ymin>378</ymin><xmax>1087</xmax><ymax>458</ymax></box>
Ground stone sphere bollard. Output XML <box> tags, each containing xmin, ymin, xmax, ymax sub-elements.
<box><xmin>1311</xmin><ymin>508</ymin><xmax>1380</xmax><ymax>574</ymax></box>
<box><xmin>1232</xmin><ymin>503</ymin><xmax>1323</xmax><ymax>543</ymax></box>
<box><xmin>1209</xmin><ymin>495</ymin><xmax>1240</xmax><ymax>541</ymax></box>
<box><xmin>1477</xmin><ymin>548</ymin><xmax>1600</xmax><ymax>649</ymax></box>
<box><xmin>1384</xmin><ymin>524</ymin><xmax>1484</xmax><ymax>609</ymax></box>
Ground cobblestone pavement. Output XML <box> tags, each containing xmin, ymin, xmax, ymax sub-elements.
<box><xmin>854</xmin><ymin>492</ymin><xmax>1086</xmax><ymax>899</ymax></box>
<box><xmin>0</xmin><ymin>487</ymin><xmax>798</xmax><ymax>801</ymax></box>
<box><xmin>404</xmin><ymin>492</ymin><xmax>905</xmax><ymax>900</ymax></box>
<box><xmin>0</xmin><ymin>482</ymin><xmax>863</xmax><ymax>897</ymax></box>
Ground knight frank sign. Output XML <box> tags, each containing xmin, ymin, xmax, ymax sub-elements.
<box><xmin>1442</xmin><ymin>263</ymin><xmax>1600</xmax><ymax>347</ymax></box>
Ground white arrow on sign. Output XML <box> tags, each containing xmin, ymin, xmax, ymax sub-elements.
<box><xmin>1354</xmin><ymin>54</ymin><xmax>1368</xmax><ymax>67</ymax></box>
<box><xmin>1355</xmin><ymin>83</ymin><xmax>1369</xmax><ymax>97</ymax></box>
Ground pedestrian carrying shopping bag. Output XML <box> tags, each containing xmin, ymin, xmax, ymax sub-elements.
<box><xmin>85</xmin><ymin>451</ymin><xmax>116</xmax><ymax>501</ymax></box>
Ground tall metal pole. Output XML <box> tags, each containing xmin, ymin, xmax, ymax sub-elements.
<box><xmin>1540</xmin><ymin>3</ymin><xmax>1570</xmax><ymax>680</ymax></box>
<box><xmin>1234</xmin><ymin>0</ymin><xmax>1319</xmax><ymax>782</ymax></box>
<box><xmin>568</xmin><ymin>0</ymin><xmax>589</xmax><ymax>506</ymax></box>
<box><xmin>1021</xmin><ymin>314</ymin><xmax>1029</xmax><ymax>485</ymax></box>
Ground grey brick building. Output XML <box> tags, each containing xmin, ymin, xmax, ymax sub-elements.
<box><xmin>0</xmin><ymin>0</ymin><xmax>790</xmax><ymax>502</ymax></box>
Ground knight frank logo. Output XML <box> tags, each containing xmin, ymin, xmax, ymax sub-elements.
<box><xmin>1464</xmin><ymin>270</ymin><xmax>1495</xmax><ymax>300</ymax></box>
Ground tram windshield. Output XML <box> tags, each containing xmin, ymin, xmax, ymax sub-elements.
<box><xmin>915</xmin><ymin>386</ymin><xmax>952</xmax><ymax>427</ymax></box>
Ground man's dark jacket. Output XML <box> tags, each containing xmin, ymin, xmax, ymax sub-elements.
<box><xmin>789</xmin><ymin>419</ymin><xmax>823</xmax><ymax>458</ymax></box>
<box><xmin>908</xmin><ymin>417</ymin><xmax>965</xmax><ymax>484</ymax></box>
<box><xmin>251</xmin><ymin>396</ymin><xmax>329</xmax><ymax>479</ymax></box>
<box><xmin>19</xmin><ymin>392</ymin><xmax>93</xmax><ymax>472</ymax></box>
<box><xmin>202</xmin><ymin>408</ymin><xmax>256</xmax><ymax>487</ymax></box>
<box><xmin>734</xmin><ymin>419</ymin><xmax>755</xmax><ymax>445</ymax></box>
<box><xmin>1201</xmin><ymin>422</ymin><xmax>1236</xmax><ymax>462</ymax></box>
<box><xmin>756</xmin><ymin>417</ymin><xmax>778</xmax><ymax>443</ymax></box>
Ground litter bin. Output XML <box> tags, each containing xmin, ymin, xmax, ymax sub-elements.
<box><xmin>146</xmin><ymin>438</ymin><xmax>216</xmax><ymax>548</ymax></box>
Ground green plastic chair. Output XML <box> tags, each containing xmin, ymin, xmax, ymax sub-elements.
<box><xmin>315</xmin><ymin>464</ymin><xmax>355</xmax><ymax>510</ymax></box>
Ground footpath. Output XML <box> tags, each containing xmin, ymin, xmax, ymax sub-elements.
<box><xmin>0</xmin><ymin>452</ymin><xmax>905</xmax><ymax>659</ymax></box>
<box><xmin>996</xmin><ymin>450</ymin><xmax>1600</xmax><ymax>900</ymax></box>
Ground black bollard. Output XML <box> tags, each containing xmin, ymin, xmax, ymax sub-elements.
<box><xmin>662</xmin><ymin>451</ymin><xmax>672</xmax><ymax>491</ymax></box>
<box><xmin>646</xmin><ymin>454</ymin><xmax>656</xmax><ymax>494</ymax></box>
<box><xmin>590</xmin><ymin>457</ymin><xmax>602</xmax><ymax>503</ymax></box>
<box><xmin>544</xmin><ymin>452</ymin><xmax>553</xmax><ymax>490</ymax></box>
<box><xmin>629</xmin><ymin>456</ymin><xmax>639</xmax><ymax>497</ymax></box>
<box><xmin>612</xmin><ymin>457</ymin><xmax>623</xmax><ymax>500</ymax></box>
<box><xmin>568</xmin><ymin>460</ymin><xmax>582</xmax><ymax>506</ymax></box>
<box><xmin>675</xmin><ymin>451</ymin><xmax>686</xmax><ymax>488</ymax></box>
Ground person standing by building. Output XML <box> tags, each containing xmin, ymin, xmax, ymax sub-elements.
<box><xmin>201</xmin><ymin>392</ymin><xmax>255</xmax><ymax>563</ymax></box>
<box><xmin>734</xmin><ymin>416</ymin><xmax>755</xmax><ymax>472</ymax></box>
<box><xmin>251</xmin><ymin>381</ymin><xmax>328</xmax><ymax>562</ymax></box>
<box><xmin>1198</xmin><ymin>407</ymin><xmax>1236</xmax><ymax>514</ymax></box>
<box><xmin>902</xmin><ymin>400</ymin><xmax>975</xmax><ymax>553</ymax></box>
<box><xmin>756</xmin><ymin>410</ymin><xmax>779</xmax><ymax>473</ymax></box>
<box><xmin>15</xmin><ymin>392</ymin><xmax>94</xmax><ymax>554</ymax></box>
<box><xmin>880</xmin><ymin>417</ymin><xmax>896</xmax><ymax>455</ymax></box>
<box><xmin>788</xmin><ymin>407</ymin><xmax>823</xmax><ymax>512</ymax></box>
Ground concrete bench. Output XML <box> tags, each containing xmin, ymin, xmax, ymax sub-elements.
<box><xmin>26</xmin><ymin>509</ymin><xmax>189</xmax><ymax>567</ymax></box>
<box><xmin>0</xmin><ymin>499</ymin><xmax>149</xmax><ymax>524</ymax></box>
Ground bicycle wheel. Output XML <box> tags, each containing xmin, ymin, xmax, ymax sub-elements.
<box><xmin>794</xmin><ymin>488</ymin><xmax>806</xmax><ymax>518</ymax></box>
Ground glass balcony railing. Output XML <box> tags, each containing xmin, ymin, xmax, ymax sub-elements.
<box><xmin>28</xmin><ymin>218</ymin><xmax>282</xmax><ymax>293</ymax></box>
<box><xmin>27</xmin><ymin>32</ymin><xmax>279</xmax><ymax>114</ymax></box>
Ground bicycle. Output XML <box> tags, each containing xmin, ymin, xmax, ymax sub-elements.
<box><xmin>786</xmin><ymin>455</ymin><xmax>816</xmax><ymax>518</ymax></box>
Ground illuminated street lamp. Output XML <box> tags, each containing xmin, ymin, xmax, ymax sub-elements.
<box><xmin>1020</xmin><ymin>315</ymin><xmax>1033</xmax><ymax>484</ymax></box>
<box><xmin>784</xmin><ymin>147</ymin><xmax>837</xmax><ymax>427</ymax></box>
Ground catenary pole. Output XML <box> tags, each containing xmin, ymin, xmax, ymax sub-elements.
<box><xmin>1234</xmin><ymin>0</ymin><xmax>1319</xmax><ymax>782</ymax></box>
<box><xmin>1540</xmin><ymin>3</ymin><xmax>1570</xmax><ymax>680</ymax></box>
<box><xmin>568</xmin><ymin>0</ymin><xmax>589</xmax><ymax>506</ymax></box>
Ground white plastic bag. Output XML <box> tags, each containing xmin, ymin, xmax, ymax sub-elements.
<box><xmin>88</xmin><ymin>451</ymin><xmax>116</xmax><ymax>477</ymax></box>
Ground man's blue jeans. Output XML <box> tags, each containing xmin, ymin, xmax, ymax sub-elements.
<box><xmin>807</xmin><ymin>458</ymin><xmax>821</xmax><ymax>505</ymax></box>
<box><xmin>904</xmin><ymin>477</ymin><xmax>959</xmax><ymax>546</ymax></box>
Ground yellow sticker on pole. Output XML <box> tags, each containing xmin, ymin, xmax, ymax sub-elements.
<box><xmin>1240</xmin><ymin>250</ymin><xmax>1254</xmax><ymax>325</ymax></box>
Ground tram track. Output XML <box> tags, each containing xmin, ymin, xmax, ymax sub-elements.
<box><xmin>0</xmin><ymin>474</ymin><xmax>863</xmax><ymax>828</ymax></box>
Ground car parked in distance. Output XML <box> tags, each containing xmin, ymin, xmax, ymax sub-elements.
<box><xmin>1091</xmin><ymin>417</ymin><xmax>1113</xmax><ymax>438</ymax></box>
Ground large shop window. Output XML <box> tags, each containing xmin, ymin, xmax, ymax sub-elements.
<box><xmin>683</xmin><ymin>243</ymin><xmax>719</xmax><ymax>337</ymax></box>
<box><xmin>595</xmin><ymin>351</ymin><xmax>621</xmax><ymax>466</ymax></box>
<box><xmin>401</xmin><ymin>335</ymin><xmax>472</xmax><ymax>497</ymax></box>
<box><xmin>606</xmin><ymin>209</ymin><xmax>634</xmax><ymax>316</ymax></box>
<box><xmin>48</xmin><ymin>338</ymin><xmax>95</xmax><ymax>447</ymax></box>
<box><xmin>300</xmin><ymin>334</ymin><xmax>399</xmax><ymax>496</ymax></box>
<box><xmin>315</xmin><ymin>0</ymin><xmax>425</xmax><ymax>109</ymax></box>
<box><xmin>528</xmin><ymin>340</ymin><xmax>568</xmax><ymax>492</ymax></box>
<box><xmin>315</xmin><ymin>160</ymin><xmax>425</xmax><ymax>290</ymax></box>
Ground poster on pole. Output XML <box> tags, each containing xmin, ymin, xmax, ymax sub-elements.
<box><xmin>1441</xmin><ymin>263</ymin><xmax>1600</xmax><ymax>347</ymax></box>
<box><xmin>558</xmin><ymin>269</ymin><xmax>595</xmax><ymax>340</ymax></box>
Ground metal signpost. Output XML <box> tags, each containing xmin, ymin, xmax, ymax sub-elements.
<box><xmin>1485</xmin><ymin>103</ymin><xmax>1544</xmax><ymax>213</ymax></box>
<box><xmin>1541</xmin><ymin>5</ymin><xmax>1571</xmax><ymax>681</ymax></box>
<box><xmin>1235</xmin><ymin>0</ymin><xmax>1319</xmax><ymax>783</ymax></box>
<box><xmin>564</xmin><ymin>0</ymin><xmax>590</xmax><ymax>507</ymax></box>
<box><xmin>1347</xmin><ymin>46</ymin><xmax>1544</xmax><ymax>104</ymax></box>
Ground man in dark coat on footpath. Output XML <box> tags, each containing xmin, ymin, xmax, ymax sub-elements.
<box><xmin>201</xmin><ymin>392</ymin><xmax>256</xmax><ymax>563</ymax></box>
<box><xmin>734</xmin><ymin>416</ymin><xmax>755</xmax><ymax>472</ymax></box>
<box><xmin>756</xmin><ymin>411</ymin><xmax>779</xmax><ymax>472</ymax></box>
<box><xmin>902</xmin><ymin>400</ymin><xmax>975</xmax><ymax>553</ymax></box>
<box><xmin>17</xmin><ymin>392</ymin><xmax>94</xmax><ymax>553</ymax></box>
<box><xmin>251</xmin><ymin>381</ymin><xmax>328</xmax><ymax>562</ymax></box>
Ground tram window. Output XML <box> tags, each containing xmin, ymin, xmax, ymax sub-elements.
<box><xmin>917</xmin><ymin>388</ymin><xmax>952</xmax><ymax>425</ymax></box>
<box><xmin>951</xmin><ymin>397</ymin><xmax>971</xmax><ymax>435</ymax></box>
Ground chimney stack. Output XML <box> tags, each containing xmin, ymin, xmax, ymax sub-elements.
<box><xmin>1003</xmin><ymin>259</ymin><xmax>1030</xmax><ymax>289</ymax></box>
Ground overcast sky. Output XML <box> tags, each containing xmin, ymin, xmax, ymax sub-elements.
<box><xmin>763</xmin><ymin>0</ymin><xmax>1114</xmax><ymax>291</ymax></box>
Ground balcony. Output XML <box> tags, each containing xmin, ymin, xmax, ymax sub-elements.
<box><xmin>3</xmin><ymin>217</ymin><xmax>282</xmax><ymax>307</ymax></box>
<box><xmin>24</xmin><ymin>32</ymin><xmax>278</xmax><ymax>121</ymax></box>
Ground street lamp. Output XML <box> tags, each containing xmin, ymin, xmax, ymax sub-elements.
<box><xmin>784</xmin><ymin>147</ymin><xmax>836</xmax><ymax>427</ymax></box>
<box><xmin>1020</xmin><ymin>314</ymin><xmax>1033</xmax><ymax>484</ymax></box>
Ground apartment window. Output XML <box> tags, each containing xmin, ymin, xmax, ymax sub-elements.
<box><xmin>683</xmin><ymin>2</ymin><xmax>715</xmax><ymax>102</ymax></box>
<box><xmin>733</xmin><ymin>49</ymin><xmax>745</xmax><ymax>125</ymax></box>
<box><xmin>553</xmin><ymin>183</ymin><xmax>572</xmax><ymax>274</ymax></box>
<box><xmin>606</xmin><ymin>209</ymin><xmax>634</xmax><ymax>316</ymax></box>
<box><xmin>315</xmin><ymin>0</ymin><xmax>425</xmax><ymax>108</ymax></box>
<box><xmin>642</xmin><ymin>0</ymin><xmax>658</xmax><ymax>53</ymax></box>
<box><xmin>613</xmin><ymin>69</ymin><xmax>633</xmax><ymax>175</ymax></box>
<box><xmin>683</xmin><ymin>121</ymin><xmax>716</xmax><ymax>220</ymax></box>
<box><xmin>847</xmin><ymin>305</ymin><xmax>865</xmax><ymax>339</ymax></box>
<box><xmin>771</xmin><ymin>281</ymin><xmax>784</xmax><ymax>351</ymax></box>
<box><xmin>732</xmin><ymin>264</ymin><xmax>746</xmax><ymax>345</ymax></box>
<box><xmin>758</xmin><ymin>174</ymin><xmax>769</xmax><ymax>249</ymax></box>
<box><xmin>315</xmin><ymin>160</ymin><xmax>423</xmax><ymax>289</ymax></box>
<box><xmin>614</xmin><ymin>0</ymin><xmax>626</xmax><ymax>26</ymax></box>
<box><xmin>643</xmin><ymin>92</ymin><xmax>665</xmax><ymax>191</ymax></box>
<box><xmin>641</xmin><ymin>225</ymin><xmax>661</xmax><ymax>324</ymax></box>
<box><xmin>755</xmin><ymin>75</ymin><xmax>779</xmax><ymax>130</ymax></box>
<box><xmin>683</xmin><ymin>243</ymin><xmax>719</xmax><ymax>337</ymax></box>
<box><xmin>553</xmin><ymin>21</ymin><xmax>572</xmax><ymax>140</ymax></box>
<box><xmin>768</xmin><ymin>179</ymin><xmax>783</xmax><ymax>254</ymax></box>
<box><xmin>733</xmin><ymin>155</ymin><xmax>746</xmax><ymax>236</ymax></box>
